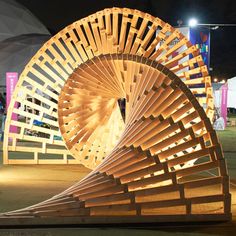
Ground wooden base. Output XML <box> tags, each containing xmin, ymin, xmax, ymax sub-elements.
<box><xmin>0</xmin><ymin>214</ymin><xmax>231</xmax><ymax>227</ymax></box>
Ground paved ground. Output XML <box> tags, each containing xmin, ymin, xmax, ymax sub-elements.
<box><xmin>0</xmin><ymin>127</ymin><xmax>236</xmax><ymax>235</ymax></box>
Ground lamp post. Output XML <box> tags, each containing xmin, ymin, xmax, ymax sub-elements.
<box><xmin>187</xmin><ymin>18</ymin><xmax>236</xmax><ymax>76</ymax></box>
<box><xmin>187</xmin><ymin>19</ymin><xmax>236</xmax><ymax>125</ymax></box>
<box><xmin>188</xmin><ymin>18</ymin><xmax>236</xmax><ymax>29</ymax></box>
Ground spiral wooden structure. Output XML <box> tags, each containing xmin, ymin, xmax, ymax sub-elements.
<box><xmin>1</xmin><ymin>8</ymin><xmax>230</xmax><ymax>224</ymax></box>
<box><xmin>3</xmin><ymin>7</ymin><xmax>214</xmax><ymax>166</ymax></box>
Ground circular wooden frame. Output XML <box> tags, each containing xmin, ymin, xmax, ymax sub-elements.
<box><xmin>4</xmin><ymin>7</ymin><xmax>213</xmax><ymax>165</ymax></box>
<box><xmin>1</xmin><ymin>8</ymin><xmax>230</xmax><ymax>224</ymax></box>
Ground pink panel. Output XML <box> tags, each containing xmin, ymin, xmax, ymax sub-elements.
<box><xmin>220</xmin><ymin>83</ymin><xmax>228</xmax><ymax>128</ymax></box>
<box><xmin>6</xmin><ymin>72</ymin><xmax>18</xmax><ymax>133</ymax></box>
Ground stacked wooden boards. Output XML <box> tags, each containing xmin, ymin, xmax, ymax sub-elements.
<box><xmin>0</xmin><ymin>54</ymin><xmax>231</xmax><ymax>224</ymax></box>
<box><xmin>3</xmin><ymin>7</ymin><xmax>214</xmax><ymax>165</ymax></box>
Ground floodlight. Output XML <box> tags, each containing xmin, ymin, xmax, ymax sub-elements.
<box><xmin>189</xmin><ymin>18</ymin><xmax>198</xmax><ymax>27</ymax></box>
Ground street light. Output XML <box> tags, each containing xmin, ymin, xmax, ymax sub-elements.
<box><xmin>188</xmin><ymin>18</ymin><xmax>236</xmax><ymax>29</ymax></box>
<box><xmin>188</xmin><ymin>18</ymin><xmax>198</xmax><ymax>27</ymax></box>
<box><xmin>187</xmin><ymin>18</ymin><xmax>236</xmax><ymax>81</ymax></box>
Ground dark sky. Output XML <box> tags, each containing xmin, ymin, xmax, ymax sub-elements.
<box><xmin>17</xmin><ymin>0</ymin><xmax>236</xmax><ymax>80</ymax></box>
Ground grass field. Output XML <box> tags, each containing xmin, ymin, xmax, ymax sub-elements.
<box><xmin>217</xmin><ymin>126</ymin><xmax>236</xmax><ymax>152</ymax></box>
<box><xmin>228</xmin><ymin>113</ymin><xmax>236</xmax><ymax>118</ymax></box>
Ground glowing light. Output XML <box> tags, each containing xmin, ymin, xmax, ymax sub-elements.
<box><xmin>188</xmin><ymin>18</ymin><xmax>198</xmax><ymax>27</ymax></box>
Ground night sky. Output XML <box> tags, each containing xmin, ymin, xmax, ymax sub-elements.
<box><xmin>17</xmin><ymin>0</ymin><xmax>236</xmax><ymax>80</ymax></box>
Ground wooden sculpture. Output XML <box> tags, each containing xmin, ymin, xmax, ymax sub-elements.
<box><xmin>1</xmin><ymin>8</ymin><xmax>231</xmax><ymax>224</ymax></box>
<box><xmin>3</xmin><ymin>7</ymin><xmax>214</xmax><ymax>165</ymax></box>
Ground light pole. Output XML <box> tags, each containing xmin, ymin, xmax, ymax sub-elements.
<box><xmin>187</xmin><ymin>18</ymin><xmax>236</xmax><ymax>80</ymax></box>
<box><xmin>188</xmin><ymin>18</ymin><xmax>236</xmax><ymax>29</ymax></box>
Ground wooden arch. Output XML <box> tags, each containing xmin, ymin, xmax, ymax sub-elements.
<box><xmin>1</xmin><ymin>8</ymin><xmax>230</xmax><ymax>224</ymax></box>
<box><xmin>1</xmin><ymin>54</ymin><xmax>230</xmax><ymax>224</ymax></box>
<box><xmin>3</xmin><ymin>7</ymin><xmax>214</xmax><ymax>165</ymax></box>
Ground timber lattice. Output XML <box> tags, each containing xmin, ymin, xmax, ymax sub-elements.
<box><xmin>1</xmin><ymin>8</ymin><xmax>230</xmax><ymax>224</ymax></box>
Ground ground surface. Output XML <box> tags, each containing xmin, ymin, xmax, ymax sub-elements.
<box><xmin>0</xmin><ymin>127</ymin><xmax>236</xmax><ymax>235</ymax></box>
